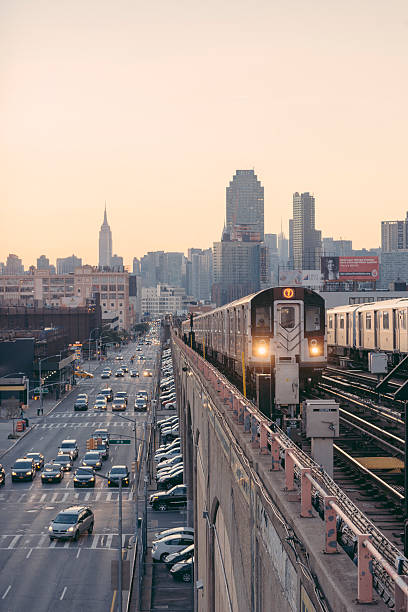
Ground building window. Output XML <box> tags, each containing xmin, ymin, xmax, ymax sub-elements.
<box><xmin>111</xmin><ymin>303</ymin><xmax>114</xmax><ymax>307</ymax></box>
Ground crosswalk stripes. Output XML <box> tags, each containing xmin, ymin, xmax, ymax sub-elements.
<box><xmin>38</xmin><ymin>420</ymin><xmax>132</xmax><ymax>429</ymax></box>
<box><xmin>0</xmin><ymin>533</ymin><xmax>133</xmax><ymax>551</ymax></box>
<box><xmin>0</xmin><ymin>489</ymin><xmax>133</xmax><ymax>504</ymax></box>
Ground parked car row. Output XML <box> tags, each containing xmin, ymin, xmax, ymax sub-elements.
<box><xmin>160</xmin><ymin>350</ymin><xmax>176</xmax><ymax>410</ymax></box>
<box><xmin>151</xmin><ymin>526</ymin><xmax>194</xmax><ymax>582</ymax></box>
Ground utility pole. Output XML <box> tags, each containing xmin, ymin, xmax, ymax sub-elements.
<box><xmin>118</xmin><ymin>476</ymin><xmax>123</xmax><ymax>612</ymax></box>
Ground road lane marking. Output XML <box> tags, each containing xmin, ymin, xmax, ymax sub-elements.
<box><xmin>26</xmin><ymin>548</ymin><xmax>32</xmax><ymax>559</ymax></box>
<box><xmin>106</xmin><ymin>492</ymin><xmax>112</xmax><ymax>501</ymax></box>
<box><xmin>2</xmin><ymin>586</ymin><xmax>11</xmax><ymax>599</ymax></box>
<box><xmin>91</xmin><ymin>535</ymin><xmax>99</xmax><ymax>549</ymax></box>
<box><xmin>84</xmin><ymin>492</ymin><xmax>91</xmax><ymax>501</ymax></box>
<box><xmin>8</xmin><ymin>535</ymin><xmax>21</xmax><ymax>549</ymax></box>
<box><xmin>106</xmin><ymin>534</ymin><xmax>113</xmax><ymax>548</ymax></box>
<box><xmin>49</xmin><ymin>539</ymin><xmax>57</xmax><ymax>548</ymax></box>
<box><xmin>95</xmin><ymin>492</ymin><xmax>101</xmax><ymax>501</ymax></box>
<box><xmin>110</xmin><ymin>590</ymin><xmax>117</xmax><ymax>612</ymax></box>
<box><xmin>17</xmin><ymin>494</ymin><xmax>26</xmax><ymax>503</ymax></box>
<box><xmin>60</xmin><ymin>587</ymin><xmax>67</xmax><ymax>600</ymax></box>
<box><xmin>62</xmin><ymin>493</ymin><xmax>69</xmax><ymax>502</ymax></box>
<box><xmin>63</xmin><ymin>541</ymin><xmax>70</xmax><ymax>548</ymax></box>
<box><xmin>40</xmin><ymin>494</ymin><xmax>46</xmax><ymax>502</ymax></box>
<box><xmin>76</xmin><ymin>548</ymin><xmax>81</xmax><ymax>558</ymax></box>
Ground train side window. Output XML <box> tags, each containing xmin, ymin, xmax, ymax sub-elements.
<box><xmin>401</xmin><ymin>311</ymin><xmax>407</xmax><ymax>330</ymax></box>
<box><xmin>382</xmin><ymin>312</ymin><xmax>389</xmax><ymax>329</ymax></box>
<box><xmin>328</xmin><ymin>316</ymin><xmax>333</xmax><ymax>330</ymax></box>
<box><xmin>339</xmin><ymin>317</ymin><xmax>344</xmax><ymax>329</ymax></box>
<box><xmin>280</xmin><ymin>306</ymin><xmax>295</xmax><ymax>329</ymax></box>
<box><xmin>365</xmin><ymin>313</ymin><xmax>372</xmax><ymax>330</ymax></box>
<box><xmin>305</xmin><ymin>305</ymin><xmax>320</xmax><ymax>331</ymax></box>
<box><xmin>255</xmin><ymin>307</ymin><xmax>270</xmax><ymax>329</ymax></box>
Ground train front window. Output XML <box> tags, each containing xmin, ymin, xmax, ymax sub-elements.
<box><xmin>305</xmin><ymin>305</ymin><xmax>321</xmax><ymax>332</ymax></box>
<box><xmin>255</xmin><ymin>307</ymin><xmax>270</xmax><ymax>330</ymax></box>
<box><xmin>280</xmin><ymin>306</ymin><xmax>295</xmax><ymax>329</ymax></box>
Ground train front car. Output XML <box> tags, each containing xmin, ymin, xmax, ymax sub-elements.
<box><xmin>249</xmin><ymin>287</ymin><xmax>326</xmax><ymax>393</ymax></box>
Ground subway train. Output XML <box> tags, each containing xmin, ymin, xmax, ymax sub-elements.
<box><xmin>181</xmin><ymin>286</ymin><xmax>326</xmax><ymax>397</ymax></box>
<box><xmin>327</xmin><ymin>297</ymin><xmax>408</xmax><ymax>365</ymax></box>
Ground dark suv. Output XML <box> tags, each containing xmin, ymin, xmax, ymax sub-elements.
<box><xmin>149</xmin><ymin>485</ymin><xmax>187</xmax><ymax>511</ymax></box>
<box><xmin>12</xmin><ymin>458</ymin><xmax>36</xmax><ymax>482</ymax></box>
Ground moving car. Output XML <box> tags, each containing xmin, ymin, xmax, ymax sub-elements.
<box><xmin>112</xmin><ymin>398</ymin><xmax>126</xmax><ymax>412</ymax></box>
<box><xmin>94</xmin><ymin>441</ymin><xmax>109</xmax><ymax>459</ymax></box>
<box><xmin>74</xmin><ymin>397</ymin><xmax>88</xmax><ymax>411</ymax></box>
<box><xmin>41</xmin><ymin>463</ymin><xmax>64</xmax><ymax>484</ymax></box>
<box><xmin>151</xmin><ymin>532</ymin><xmax>194</xmax><ymax>562</ymax></box>
<box><xmin>134</xmin><ymin>398</ymin><xmax>147</xmax><ymax>412</ymax></box>
<box><xmin>93</xmin><ymin>398</ymin><xmax>107</xmax><ymax>411</ymax></box>
<box><xmin>99</xmin><ymin>388</ymin><xmax>113</xmax><ymax>402</ymax></box>
<box><xmin>107</xmin><ymin>465</ymin><xmax>130</xmax><ymax>487</ymax></box>
<box><xmin>82</xmin><ymin>452</ymin><xmax>102</xmax><ymax>470</ymax></box>
<box><xmin>115</xmin><ymin>355</ymin><xmax>123</xmax><ymax>361</ymax></box>
<box><xmin>130</xmin><ymin>369</ymin><xmax>139</xmax><ymax>377</ymax></box>
<box><xmin>115</xmin><ymin>370</ymin><xmax>124</xmax><ymax>378</ymax></box>
<box><xmin>101</xmin><ymin>370</ymin><xmax>111</xmax><ymax>379</ymax></box>
<box><xmin>25</xmin><ymin>452</ymin><xmax>44</xmax><ymax>470</ymax></box>
<box><xmin>149</xmin><ymin>485</ymin><xmax>187</xmax><ymax>511</ymax></box>
<box><xmin>58</xmin><ymin>440</ymin><xmax>79</xmax><ymax>460</ymax></box>
<box><xmin>74</xmin><ymin>466</ymin><xmax>96</xmax><ymax>488</ymax></box>
<box><xmin>120</xmin><ymin>365</ymin><xmax>129</xmax><ymax>373</ymax></box>
<box><xmin>143</xmin><ymin>369</ymin><xmax>153</xmax><ymax>377</ymax></box>
<box><xmin>115</xmin><ymin>391</ymin><xmax>128</xmax><ymax>404</ymax></box>
<box><xmin>49</xmin><ymin>506</ymin><xmax>94</xmax><ymax>541</ymax></box>
<box><xmin>93</xmin><ymin>428</ymin><xmax>110</xmax><ymax>444</ymax></box>
<box><xmin>12</xmin><ymin>458</ymin><xmax>36</xmax><ymax>482</ymax></box>
<box><xmin>170</xmin><ymin>557</ymin><xmax>194</xmax><ymax>582</ymax></box>
<box><xmin>54</xmin><ymin>454</ymin><xmax>73</xmax><ymax>471</ymax></box>
<box><xmin>0</xmin><ymin>464</ymin><xmax>5</xmax><ymax>486</ymax></box>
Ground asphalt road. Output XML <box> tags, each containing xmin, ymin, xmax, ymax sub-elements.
<box><xmin>0</xmin><ymin>340</ymin><xmax>158</xmax><ymax>612</ymax></box>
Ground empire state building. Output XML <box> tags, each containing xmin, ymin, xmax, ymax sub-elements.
<box><xmin>98</xmin><ymin>206</ymin><xmax>112</xmax><ymax>267</ymax></box>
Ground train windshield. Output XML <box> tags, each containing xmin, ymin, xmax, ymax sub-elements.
<box><xmin>255</xmin><ymin>307</ymin><xmax>270</xmax><ymax>330</ymax></box>
<box><xmin>280</xmin><ymin>306</ymin><xmax>295</xmax><ymax>329</ymax></box>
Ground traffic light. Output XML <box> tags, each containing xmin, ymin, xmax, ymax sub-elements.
<box><xmin>131</xmin><ymin>461</ymin><xmax>137</xmax><ymax>474</ymax></box>
<box><xmin>86</xmin><ymin>438</ymin><xmax>95</xmax><ymax>450</ymax></box>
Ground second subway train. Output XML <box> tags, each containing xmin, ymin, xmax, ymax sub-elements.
<box><xmin>182</xmin><ymin>286</ymin><xmax>326</xmax><ymax>402</ymax></box>
<box><xmin>327</xmin><ymin>297</ymin><xmax>408</xmax><ymax>366</ymax></box>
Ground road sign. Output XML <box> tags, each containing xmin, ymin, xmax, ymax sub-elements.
<box><xmin>109</xmin><ymin>439</ymin><xmax>131</xmax><ymax>445</ymax></box>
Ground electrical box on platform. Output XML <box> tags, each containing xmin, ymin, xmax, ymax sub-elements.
<box><xmin>304</xmin><ymin>399</ymin><xmax>339</xmax><ymax>438</ymax></box>
<box><xmin>369</xmin><ymin>352</ymin><xmax>388</xmax><ymax>374</ymax></box>
<box><xmin>275</xmin><ymin>363</ymin><xmax>299</xmax><ymax>405</ymax></box>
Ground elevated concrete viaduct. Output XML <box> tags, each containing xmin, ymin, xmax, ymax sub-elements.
<box><xmin>171</xmin><ymin>332</ymin><xmax>402</xmax><ymax>612</ymax></box>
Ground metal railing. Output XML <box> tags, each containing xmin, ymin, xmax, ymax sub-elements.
<box><xmin>172</xmin><ymin>332</ymin><xmax>408</xmax><ymax>607</ymax></box>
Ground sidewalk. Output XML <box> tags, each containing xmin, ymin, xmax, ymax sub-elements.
<box><xmin>0</xmin><ymin>391</ymin><xmax>72</xmax><ymax>459</ymax></box>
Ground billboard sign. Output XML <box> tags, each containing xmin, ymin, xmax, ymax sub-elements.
<box><xmin>321</xmin><ymin>256</ymin><xmax>379</xmax><ymax>282</ymax></box>
<box><xmin>278</xmin><ymin>270</ymin><xmax>323</xmax><ymax>289</ymax></box>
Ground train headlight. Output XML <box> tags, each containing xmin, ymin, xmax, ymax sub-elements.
<box><xmin>253</xmin><ymin>339</ymin><xmax>268</xmax><ymax>357</ymax></box>
<box><xmin>309</xmin><ymin>339</ymin><xmax>320</xmax><ymax>356</ymax></box>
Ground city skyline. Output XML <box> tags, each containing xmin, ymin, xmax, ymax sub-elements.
<box><xmin>1</xmin><ymin>1</ymin><xmax>406</xmax><ymax>265</ymax></box>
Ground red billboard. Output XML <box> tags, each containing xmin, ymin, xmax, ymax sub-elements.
<box><xmin>321</xmin><ymin>256</ymin><xmax>379</xmax><ymax>282</ymax></box>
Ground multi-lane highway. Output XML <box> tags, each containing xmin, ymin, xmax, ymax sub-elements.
<box><xmin>0</xmin><ymin>340</ymin><xmax>158</xmax><ymax>612</ymax></box>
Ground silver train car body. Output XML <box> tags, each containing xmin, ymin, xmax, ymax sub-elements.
<box><xmin>327</xmin><ymin>298</ymin><xmax>408</xmax><ymax>362</ymax></box>
<box><xmin>181</xmin><ymin>286</ymin><xmax>326</xmax><ymax>390</ymax></box>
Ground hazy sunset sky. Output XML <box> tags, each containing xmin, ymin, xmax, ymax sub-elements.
<box><xmin>1</xmin><ymin>0</ymin><xmax>407</xmax><ymax>268</ymax></box>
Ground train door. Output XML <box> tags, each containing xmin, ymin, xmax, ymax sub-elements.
<box><xmin>334</xmin><ymin>314</ymin><xmax>337</xmax><ymax>345</ymax></box>
<box><xmin>346</xmin><ymin>313</ymin><xmax>350</xmax><ymax>346</ymax></box>
<box><xmin>394</xmin><ymin>309</ymin><xmax>399</xmax><ymax>352</ymax></box>
<box><xmin>374</xmin><ymin>310</ymin><xmax>378</xmax><ymax>348</ymax></box>
<box><xmin>274</xmin><ymin>302</ymin><xmax>301</xmax><ymax>357</ymax></box>
<box><xmin>358</xmin><ymin>312</ymin><xmax>363</xmax><ymax>347</ymax></box>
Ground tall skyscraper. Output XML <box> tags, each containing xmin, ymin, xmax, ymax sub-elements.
<box><xmin>5</xmin><ymin>254</ymin><xmax>24</xmax><ymax>275</ymax></box>
<box><xmin>212</xmin><ymin>241</ymin><xmax>260</xmax><ymax>306</ymax></box>
<box><xmin>226</xmin><ymin>170</ymin><xmax>264</xmax><ymax>241</ymax></box>
<box><xmin>292</xmin><ymin>192</ymin><xmax>322</xmax><ymax>270</ymax></box>
<box><xmin>98</xmin><ymin>206</ymin><xmax>112</xmax><ymax>268</ymax></box>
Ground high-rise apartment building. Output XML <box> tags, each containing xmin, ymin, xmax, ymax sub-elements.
<box><xmin>278</xmin><ymin>232</ymin><xmax>289</xmax><ymax>267</ymax></box>
<box><xmin>292</xmin><ymin>192</ymin><xmax>322</xmax><ymax>270</ymax></box>
<box><xmin>111</xmin><ymin>254</ymin><xmax>124</xmax><ymax>269</ymax></box>
<box><xmin>132</xmin><ymin>257</ymin><xmax>141</xmax><ymax>275</ymax></box>
<box><xmin>141</xmin><ymin>252</ymin><xmax>164</xmax><ymax>287</ymax></box>
<box><xmin>381</xmin><ymin>213</ymin><xmax>408</xmax><ymax>252</ymax></box>
<box><xmin>37</xmin><ymin>255</ymin><xmax>50</xmax><ymax>270</ymax></box>
<box><xmin>322</xmin><ymin>238</ymin><xmax>353</xmax><ymax>257</ymax></box>
<box><xmin>56</xmin><ymin>255</ymin><xmax>82</xmax><ymax>274</ymax></box>
<box><xmin>98</xmin><ymin>206</ymin><xmax>112</xmax><ymax>268</ymax></box>
<box><xmin>5</xmin><ymin>254</ymin><xmax>24</xmax><ymax>275</ymax></box>
<box><xmin>187</xmin><ymin>248</ymin><xmax>213</xmax><ymax>301</ymax></box>
<box><xmin>212</xmin><ymin>241</ymin><xmax>260</xmax><ymax>306</ymax></box>
<box><xmin>226</xmin><ymin>170</ymin><xmax>264</xmax><ymax>241</ymax></box>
